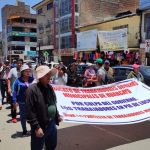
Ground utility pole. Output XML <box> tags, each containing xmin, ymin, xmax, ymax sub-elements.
<box><xmin>58</xmin><ymin>0</ymin><xmax>62</xmax><ymax>61</ymax></box>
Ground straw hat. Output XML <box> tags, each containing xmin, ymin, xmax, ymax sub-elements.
<box><xmin>36</xmin><ymin>65</ymin><xmax>57</xmax><ymax>79</ymax></box>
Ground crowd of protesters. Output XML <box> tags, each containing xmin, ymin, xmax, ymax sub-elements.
<box><xmin>0</xmin><ymin>57</ymin><xmax>143</xmax><ymax>150</ymax></box>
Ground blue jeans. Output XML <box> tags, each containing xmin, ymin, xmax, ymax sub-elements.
<box><xmin>19</xmin><ymin>103</ymin><xmax>27</xmax><ymax>131</ymax></box>
<box><xmin>31</xmin><ymin>120</ymin><xmax>57</xmax><ymax>150</ymax></box>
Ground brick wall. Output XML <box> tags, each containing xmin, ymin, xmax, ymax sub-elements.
<box><xmin>80</xmin><ymin>0</ymin><xmax>140</xmax><ymax>26</ymax></box>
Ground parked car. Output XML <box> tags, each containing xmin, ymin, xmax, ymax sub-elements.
<box><xmin>112</xmin><ymin>65</ymin><xmax>150</xmax><ymax>86</ymax></box>
<box><xmin>76</xmin><ymin>64</ymin><xmax>88</xmax><ymax>76</ymax></box>
<box><xmin>45</xmin><ymin>61</ymin><xmax>59</xmax><ymax>69</ymax></box>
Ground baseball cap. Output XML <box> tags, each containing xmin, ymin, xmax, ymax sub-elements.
<box><xmin>104</xmin><ymin>60</ymin><xmax>110</xmax><ymax>64</ymax></box>
<box><xmin>132</xmin><ymin>64</ymin><xmax>140</xmax><ymax>69</ymax></box>
<box><xmin>20</xmin><ymin>64</ymin><xmax>30</xmax><ymax>72</ymax></box>
<box><xmin>95</xmin><ymin>58</ymin><xmax>103</xmax><ymax>64</ymax></box>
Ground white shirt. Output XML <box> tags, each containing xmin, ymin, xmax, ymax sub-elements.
<box><xmin>52</xmin><ymin>72</ymin><xmax>68</xmax><ymax>85</ymax></box>
<box><xmin>96</xmin><ymin>68</ymin><xmax>106</xmax><ymax>86</ymax></box>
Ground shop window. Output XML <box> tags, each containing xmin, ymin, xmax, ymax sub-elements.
<box><xmin>30</xmin><ymin>47</ymin><xmax>36</xmax><ymax>51</ymax></box>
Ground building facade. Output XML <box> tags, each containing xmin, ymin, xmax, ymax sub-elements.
<box><xmin>140</xmin><ymin>0</ymin><xmax>150</xmax><ymax>65</ymax></box>
<box><xmin>32</xmin><ymin>0</ymin><xmax>54</xmax><ymax>63</ymax></box>
<box><xmin>2</xmin><ymin>1</ymin><xmax>37</xmax><ymax>62</ymax></box>
<box><xmin>53</xmin><ymin>0</ymin><xmax>80</xmax><ymax>64</ymax></box>
<box><xmin>76</xmin><ymin>0</ymin><xmax>146</xmax><ymax>65</ymax></box>
<box><xmin>79</xmin><ymin>15</ymin><xmax>141</xmax><ymax>49</ymax></box>
<box><xmin>33</xmin><ymin>0</ymin><xmax>80</xmax><ymax>64</ymax></box>
<box><xmin>33</xmin><ymin>0</ymin><xmax>140</xmax><ymax>64</ymax></box>
<box><xmin>80</xmin><ymin>0</ymin><xmax>139</xmax><ymax>26</ymax></box>
<box><xmin>0</xmin><ymin>32</ymin><xmax>3</xmax><ymax>58</ymax></box>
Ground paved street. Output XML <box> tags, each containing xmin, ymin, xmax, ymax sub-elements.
<box><xmin>0</xmin><ymin>103</ymin><xmax>150</xmax><ymax>150</ymax></box>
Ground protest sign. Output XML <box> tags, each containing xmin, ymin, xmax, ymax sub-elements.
<box><xmin>53</xmin><ymin>79</ymin><xmax>150</xmax><ymax>125</ymax></box>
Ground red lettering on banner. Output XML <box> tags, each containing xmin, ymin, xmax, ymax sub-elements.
<box><xmin>117</xmin><ymin>81</ymin><xmax>138</xmax><ymax>90</ymax></box>
<box><xmin>63</xmin><ymin>93</ymin><xmax>100</xmax><ymax>98</ymax></box>
<box><xmin>106</xmin><ymin>89</ymin><xmax>131</xmax><ymax>97</ymax></box>
<box><xmin>113</xmin><ymin>111</ymin><xmax>144</xmax><ymax>118</ymax></box>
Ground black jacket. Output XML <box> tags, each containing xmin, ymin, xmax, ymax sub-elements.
<box><xmin>26</xmin><ymin>82</ymin><xmax>59</xmax><ymax>131</ymax></box>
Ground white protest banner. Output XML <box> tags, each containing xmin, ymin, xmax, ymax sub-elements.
<box><xmin>77</xmin><ymin>29</ymin><xmax>98</xmax><ymax>51</ymax></box>
<box><xmin>98</xmin><ymin>28</ymin><xmax>128</xmax><ymax>51</ymax></box>
<box><xmin>53</xmin><ymin>79</ymin><xmax>150</xmax><ymax>125</ymax></box>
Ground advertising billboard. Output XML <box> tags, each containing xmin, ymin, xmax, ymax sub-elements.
<box><xmin>98</xmin><ymin>28</ymin><xmax>128</xmax><ymax>51</ymax></box>
<box><xmin>77</xmin><ymin>29</ymin><xmax>98</xmax><ymax>51</ymax></box>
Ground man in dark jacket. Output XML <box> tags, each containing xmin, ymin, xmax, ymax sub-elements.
<box><xmin>26</xmin><ymin>65</ymin><xmax>60</xmax><ymax>150</ymax></box>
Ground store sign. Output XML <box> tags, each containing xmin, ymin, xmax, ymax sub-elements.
<box><xmin>98</xmin><ymin>28</ymin><xmax>128</xmax><ymax>51</ymax></box>
<box><xmin>139</xmin><ymin>0</ymin><xmax>150</xmax><ymax>10</ymax></box>
<box><xmin>53</xmin><ymin>49</ymin><xmax>74</xmax><ymax>56</ymax></box>
<box><xmin>10</xmin><ymin>41</ymin><xmax>37</xmax><ymax>46</ymax></box>
<box><xmin>13</xmin><ymin>50</ymin><xmax>24</xmax><ymax>54</ymax></box>
<box><xmin>8</xmin><ymin>31</ymin><xmax>37</xmax><ymax>37</ymax></box>
<box><xmin>77</xmin><ymin>29</ymin><xmax>98</xmax><ymax>51</ymax></box>
<box><xmin>27</xmin><ymin>51</ymin><xmax>37</xmax><ymax>57</ymax></box>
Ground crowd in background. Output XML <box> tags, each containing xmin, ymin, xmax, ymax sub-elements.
<box><xmin>0</xmin><ymin>57</ymin><xmax>143</xmax><ymax>150</ymax></box>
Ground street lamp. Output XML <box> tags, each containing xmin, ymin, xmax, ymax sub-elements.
<box><xmin>37</xmin><ymin>38</ymin><xmax>41</xmax><ymax>64</ymax></box>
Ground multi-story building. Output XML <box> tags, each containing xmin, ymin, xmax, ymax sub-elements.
<box><xmin>140</xmin><ymin>0</ymin><xmax>150</xmax><ymax>65</ymax></box>
<box><xmin>76</xmin><ymin>0</ymin><xmax>145</xmax><ymax>64</ymax></box>
<box><xmin>1</xmin><ymin>1</ymin><xmax>37</xmax><ymax>61</ymax></box>
<box><xmin>53</xmin><ymin>0</ymin><xmax>80</xmax><ymax>64</ymax></box>
<box><xmin>33</xmin><ymin>0</ymin><xmax>80</xmax><ymax>64</ymax></box>
<box><xmin>80</xmin><ymin>0</ymin><xmax>139</xmax><ymax>26</ymax></box>
<box><xmin>0</xmin><ymin>32</ymin><xmax>3</xmax><ymax>58</ymax></box>
<box><xmin>33</xmin><ymin>0</ymin><xmax>140</xmax><ymax>64</ymax></box>
<box><xmin>32</xmin><ymin>0</ymin><xmax>54</xmax><ymax>63</ymax></box>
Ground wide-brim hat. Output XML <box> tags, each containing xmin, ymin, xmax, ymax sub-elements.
<box><xmin>132</xmin><ymin>64</ymin><xmax>140</xmax><ymax>69</ymax></box>
<box><xmin>36</xmin><ymin>65</ymin><xmax>57</xmax><ymax>79</ymax></box>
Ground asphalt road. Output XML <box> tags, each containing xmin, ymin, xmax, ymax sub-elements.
<box><xmin>0</xmin><ymin>103</ymin><xmax>150</xmax><ymax>150</ymax></box>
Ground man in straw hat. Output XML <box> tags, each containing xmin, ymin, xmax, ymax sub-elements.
<box><xmin>26</xmin><ymin>65</ymin><xmax>61</xmax><ymax>150</ymax></box>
